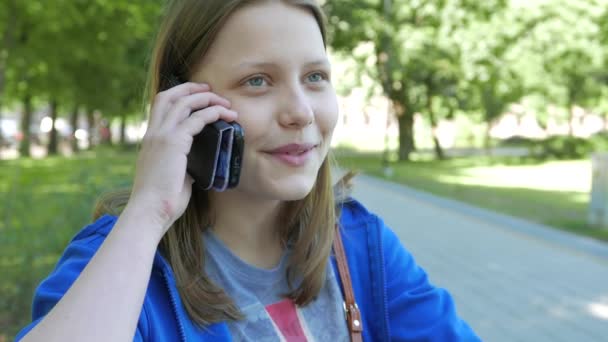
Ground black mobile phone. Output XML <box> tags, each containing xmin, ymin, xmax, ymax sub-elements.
<box><xmin>228</xmin><ymin>123</ymin><xmax>244</xmax><ymax>188</ymax></box>
<box><xmin>162</xmin><ymin>75</ymin><xmax>244</xmax><ymax>191</ymax></box>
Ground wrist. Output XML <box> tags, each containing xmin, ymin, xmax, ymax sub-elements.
<box><xmin>119</xmin><ymin>201</ymin><xmax>169</xmax><ymax>245</ymax></box>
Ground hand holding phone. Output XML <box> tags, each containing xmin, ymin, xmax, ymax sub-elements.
<box><xmin>128</xmin><ymin>80</ymin><xmax>238</xmax><ymax>233</ymax></box>
<box><xmin>164</xmin><ymin>75</ymin><xmax>244</xmax><ymax>191</ymax></box>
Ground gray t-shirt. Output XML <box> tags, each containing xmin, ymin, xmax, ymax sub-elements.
<box><xmin>204</xmin><ymin>230</ymin><xmax>349</xmax><ymax>342</ymax></box>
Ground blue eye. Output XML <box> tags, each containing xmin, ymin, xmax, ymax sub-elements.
<box><xmin>307</xmin><ymin>72</ymin><xmax>326</xmax><ymax>83</ymax></box>
<box><xmin>246</xmin><ymin>76</ymin><xmax>266</xmax><ymax>87</ymax></box>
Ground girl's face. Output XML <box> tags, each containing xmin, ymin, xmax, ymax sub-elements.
<box><xmin>192</xmin><ymin>2</ymin><xmax>338</xmax><ymax>201</ymax></box>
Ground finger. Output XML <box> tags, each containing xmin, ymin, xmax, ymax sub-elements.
<box><xmin>162</xmin><ymin>92</ymin><xmax>232</xmax><ymax>128</ymax></box>
<box><xmin>161</xmin><ymin>82</ymin><xmax>210</xmax><ymax>103</ymax></box>
<box><xmin>148</xmin><ymin>83</ymin><xmax>210</xmax><ymax>131</ymax></box>
<box><xmin>177</xmin><ymin>105</ymin><xmax>238</xmax><ymax>136</ymax></box>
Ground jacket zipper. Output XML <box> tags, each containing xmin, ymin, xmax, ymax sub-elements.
<box><xmin>375</xmin><ymin>218</ymin><xmax>391</xmax><ymax>340</ymax></box>
<box><xmin>162</xmin><ymin>269</ymin><xmax>187</xmax><ymax>342</ymax></box>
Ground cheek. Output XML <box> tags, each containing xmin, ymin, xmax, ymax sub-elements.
<box><xmin>314</xmin><ymin>92</ymin><xmax>339</xmax><ymax>135</ymax></box>
<box><xmin>231</xmin><ymin>99</ymin><xmax>272</xmax><ymax>145</ymax></box>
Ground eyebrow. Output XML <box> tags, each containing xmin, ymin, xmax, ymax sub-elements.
<box><xmin>235</xmin><ymin>59</ymin><xmax>331</xmax><ymax>69</ymax></box>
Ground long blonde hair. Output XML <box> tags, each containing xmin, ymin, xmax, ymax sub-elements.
<box><xmin>94</xmin><ymin>0</ymin><xmax>353</xmax><ymax>327</ymax></box>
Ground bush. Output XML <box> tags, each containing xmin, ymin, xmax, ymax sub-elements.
<box><xmin>498</xmin><ymin>134</ymin><xmax>608</xmax><ymax>159</ymax></box>
<box><xmin>533</xmin><ymin>136</ymin><xmax>594</xmax><ymax>159</ymax></box>
<box><xmin>498</xmin><ymin>135</ymin><xmax>538</xmax><ymax>148</ymax></box>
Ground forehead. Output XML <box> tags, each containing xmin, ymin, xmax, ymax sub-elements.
<box><xmin>200</xmin><ymin>2</ymin><xmax>326</xmax><ymax>70</ymax></box>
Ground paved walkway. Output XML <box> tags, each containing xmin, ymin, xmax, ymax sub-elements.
<box><xmin>351</xmin><ymin>174</ymin><xmax>608</xmax><ymax>342</ymax></box>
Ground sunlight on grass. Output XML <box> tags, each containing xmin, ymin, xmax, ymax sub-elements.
<box><xmin>570</xmin><ymin>193</ymin><xmax>591</xmax><ymax>204</ymax></box>
<box><xmin>437</xmin><ymin>160</ymin><xmax>591</xmax><ymax>193</ymax></box>
<box><xmin>335</xmin><ymin>152</ymin><xmax>608</xmax><ymax>243</ymax></box>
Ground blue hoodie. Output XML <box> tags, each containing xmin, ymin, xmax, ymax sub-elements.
<box><xmin>16</xmin><ymin>198</ymin><xmax>481</xmax><ymax>341</ymax></box>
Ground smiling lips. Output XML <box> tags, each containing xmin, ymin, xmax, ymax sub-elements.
<box><xmin>264</xmin><ymin>143</ymin><xmax>317</xmax><ymax>166</ymax></box>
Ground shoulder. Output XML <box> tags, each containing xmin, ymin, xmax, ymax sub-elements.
<box><xmin>48</xmin><ymin>214</ymin><xmax>119</xmax><ymax>277</ymax></box>
<box><xmin>336</xmin><ymin>197</ymin><xmax>404</xmax><ymax>275</ymax></box>
<box><xmin>337</xmin><ymin>197</ymin><xmax>401</xmax><ymax>244</ymax></box>
<box><xmin>337</xmin><ymin>197</ymin><xmax>377</xmax><ymax>228</ymax></box>
<box><xmin>40</xmin><ymin>214</ymin><xmax>119</xmax><ymax>268</ymax></box>
<box><xmin>14</xmin><ymin>215</ymin><xmax>120</xmax><ymax>339</ymax></box>
<box><xmin>40</xmin><ymin>215</ymin><xmax>119</xmax><ymax>291</ymax></box>
<box><xmin>337</xmin><ymin>199</ymin><xmax>480</xmax><ymax>340</ymax></box>
<box><xmin>72</xmin><ymin>214</ymin><xmax>118</xmax><ymax>242</ymax></box>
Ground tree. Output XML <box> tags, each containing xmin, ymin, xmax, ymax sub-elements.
<box><xmin>3</xmin><ymin>1</ymin><xmax>45</xmax><ymax>157</ymax></box>
<box><xmin>2</xmin><ymin>0</ymin><xmax>161</xmax><ymax>156</ymax></box>
<box><xmin>324</xmin><ymin>0</ymin><xmax>508</xmax><ymax>160</ymax></box>
<box><xmin>512</xmin><ymin>0</ymin><xmax>606</xmax><ymax>136</ymax></box>
<box><xmin>457</xmin><ymin>6</ymin><xmax>557</xmax><ymax>151</ymax></box>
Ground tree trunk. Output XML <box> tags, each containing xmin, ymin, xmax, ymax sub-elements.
<box><xmin>427</xmin><ymin>95</ymin><xmax>445</xmax><ymax>160</ymax></box>
<box><xmin>393</xmin><ymin>101</ymin><xmax>416</xmax><ymax>161</ymax></box>
<box><xmin>69</xmin><ymin>105</ymin><xmax>79</xmax><ymax>153</ymax></box>
<box><xmin>19</xmin><ymin>93</ymin><xmax>32</xmax><ymax>157</ymax></box>
<box><xmin>48</xmin><ymin>100</ymin><xmax>59</xmax><ymax>155</ymax></box>
<box><xmin>86</xmin><ymin>108</ymin><xmax>95</xmax><ymax>149</ymax></box>
<box><xmin>0</xmin><ymin>0</ymin><xmax>17</xmax><ymax>148</ymax></box>
<box><xmin>568</xmin><ymin>105</ymin><xmax>574</xmax><ymax>136</ymax></box>
<box><xmin>0</xmin><ymin>105</ymin><xmax>4</xmax><ymax>148</ymax></box>
<box><xmin>120</xmin><ymin>112</ymin><xmax>127</xmax><ymax>146</ymax></box>
<box><xmin>483</xmin><ymin>122</ymin><xmax>493</xmax><ymax>157</ymax></box>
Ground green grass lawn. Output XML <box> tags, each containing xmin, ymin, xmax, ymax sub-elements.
<box><xmin>335</xmin><ymin>151</ymin><xmax>608</xmax><ymax>243</ymax></box>
<box><xmin>0</xmin><ymin>147</ymin><xmax>136</xmax><ymax>339</ymax></box>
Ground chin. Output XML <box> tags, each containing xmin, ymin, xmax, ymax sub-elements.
<box><xmin>278</xmin><ymin>183</ymin><xmax>315</xmax><ymax>201</ymax></box>
<box><xmin>269</xmin><ymin>174</ymin><xmax>317</xmax><ymax>201</ymax></box>
<box><xmin>239</xmin><ymin>172</ymin><xmax>317</xmax><ymax>201</ymax></box>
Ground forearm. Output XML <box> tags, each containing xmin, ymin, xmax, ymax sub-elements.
<box><xmin>21</xmin><ymin>206</ymin><xmax>163</xmax><ymax>342</ymax></box>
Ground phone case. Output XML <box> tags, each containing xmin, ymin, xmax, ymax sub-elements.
<box><xmin>187</xmin><ymin>121</ymin><xmax>226</xmax><ymax>190</ymax></box>
<box><xmin>162</xmin><ymin>75</ymin><xmax>244</xmax><ymax>191</ymax></box>
<box><xmin>228</xmin><ymin>123</ymin><xmax>244</xmax><ymax>188</ymax></box>
<box><xmin>212</xmin><ymin>123</ymin><xmax>234</xmax><ymax>191</ymax></box>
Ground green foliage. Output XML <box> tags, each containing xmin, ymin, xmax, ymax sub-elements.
<box><xmin>0</xmin><ymin>0</ymin><xmax>162</xmax><ymax>122</ymax></box>
<box><xmin>324</xmin><ymin>0</ymin><xmax>513</xmax><ymax>159</ymax></box>
<box><xmin>325</xmin><ymin>0</ymin><xmax>608</xmax><ymax>157</ymax></box>
<box><xmin>534</xmin><ymin>136</ymin><xmax>596</xmax><ymax>159</ymax></box>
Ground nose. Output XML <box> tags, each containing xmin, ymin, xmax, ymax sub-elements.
<box><xmin>278</xmin><ymin>84</ymin><xmax>314</xmax><ymax>128</ymax></box>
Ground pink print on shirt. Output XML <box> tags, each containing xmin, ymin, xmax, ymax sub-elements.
<box><xmin>265</xmin><ymin>299</ymin><xmax>310</xmax><ymax>341</ymax></box>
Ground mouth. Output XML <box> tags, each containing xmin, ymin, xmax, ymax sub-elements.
<box><xmin>264</xmin><ymin>143</ymin><xmax>317</xmax><ymax>155</ymax></box>
<box><xmin>262</xmin><ymin>143</ymin><xmax>318</xmax><ymax>167</ymax></box>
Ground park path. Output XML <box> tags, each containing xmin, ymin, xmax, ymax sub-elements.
<box><xmin>351</xmin><ymin>174</ymin><xmax>608</xmax><ymax>341</ymax></box>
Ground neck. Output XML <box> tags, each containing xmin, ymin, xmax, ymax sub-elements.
<box><xmin>208</xmin><ymin>190</ymin><xmax>285</xmax><ymax>269</ymax></box>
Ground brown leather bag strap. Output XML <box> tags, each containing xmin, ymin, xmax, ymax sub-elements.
<box><xmin>333</xmin><ymin>225</ymin><xmax>363</xmax><ymax>342</ymax></box>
